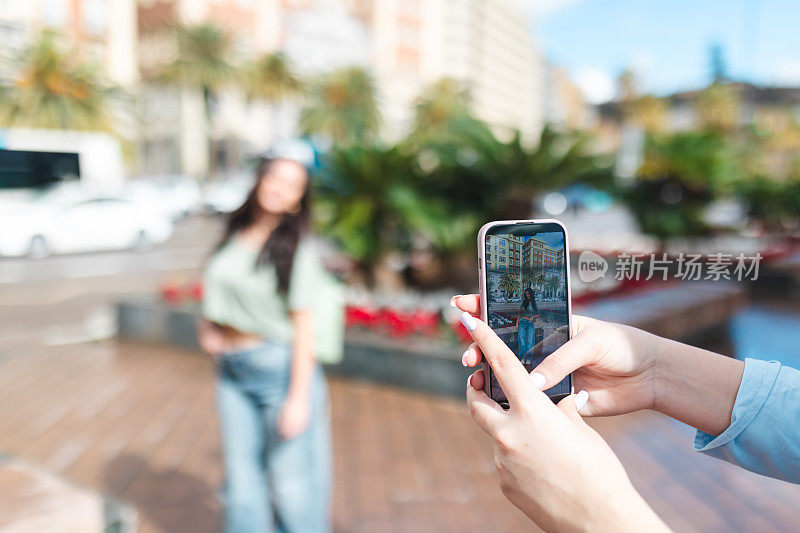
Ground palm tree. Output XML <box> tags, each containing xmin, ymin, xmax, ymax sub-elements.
<box><xmin>314</xmin><ymin>143</ymin><xmax>423</xmax><ymax>285</ymax></box>
<box><xmin>161</xmin><ymin>24</ymin><xmax>238</xmax><ymax>178</ymax></box>
<box><xmin>0</xmin><ymin>31</ymin><xmax>117</xmax><ymax>131</ymax></box>
<box><xmin>484</xmin><ymin>126</ymin><xmax>610</xmax><ymax>220</ymax></box>
<box><xmin>698</xmin><ymin>82</ymin><xmax>740</xmax><ymax>132</ymax></box>
<box><xmin>499</xmin><ymin>272</ymin><xmax>520</xmax><ymax>298</ymax></box>
<box><xmin>630</xmin><ymin>95</ymin><xmax>667</xmax><ymax>134</ymax></box>
<box><xmin>546</xmin><ymin>275</ymin><xmax>560</xmax><ymax>298</ymax></box>
<box><xmin>533</xmin><ymin>271</ymin><xmax>545</xmax><ymax>292</ymax></box>
<box><xmin>245</xmin><ymin>52</ymin><xmax>302</xmax><ymax>101</ymax></box>
<box><xmin>407</xmin><ymin>78</ymin><xmax>491</xmax><ymax>145</ymax></box>
<box><xmin>299</xmin><ymin>67</ymin><xmax>380</xmax><ymax>146</ymax></box>
<box><xmin>735</xmin><ymin>172</ymin><xmax>800</xmax><ymax>233</ymax></box>
<box><xmin>244</xmin><ymin>51</ymin><xmax>303</xmax><ymax>138</ymax></box>
<box><xmin>622</xmin><ymin>131</ymin><xmax>741</xmax><ymax>240</ymax></box>
<box><xmin>617</xmin><ymin>69</ymin><xmax>637</xmax><ymax>103</ymax></box>
<box><xmin>521</xmin><ymin>266</ymin><xmax>535</xmax><ymax>292</ymax></box>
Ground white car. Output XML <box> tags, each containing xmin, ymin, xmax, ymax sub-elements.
<box><xmin>202</xmin><ymin>177</ymin><xmax>252</xmax><ymax>214</ymax></box>
<box><xmin>125</xmin><ymin>175</ymin><xmax>202</xmax><ymax>220</ymax></box>
<box><xmin>0</xmin><ymin>187</ymin><xmax>173</xmax><ymax>258</ymax></box>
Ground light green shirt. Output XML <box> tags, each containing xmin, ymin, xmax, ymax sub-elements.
<box><xmin>202</xmin><ymin>236</ymin><xmax>321</xmax><ymax>343</ymax></box>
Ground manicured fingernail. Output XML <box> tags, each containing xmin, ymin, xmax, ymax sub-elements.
<box><xmin>530</xmin><ymin>372</ymin><xmax>546</xmax><ymax>389</ymax></box>
<box><xmin>575</xmin><ymin>390</ymin><xmax>589</xmax><ymax>413</ymax></box>
<box><xmin>450</xmin><ymin>295</ymin><xmax>462</xmax><ymax>308</ymax></box>
<box><xmin>461</xmin><ymin>349</ymin><xmax>470</xmax><ymax>367</ymax></box>
<box><xmin>467</xmin><ymin>373</ymin><xmax>472</xmax><ymax>388</ymax></box>
<box><xmin>460</xmin><ymin>311</ymin><xmax>477</xmax><ymax>332</ymax></box>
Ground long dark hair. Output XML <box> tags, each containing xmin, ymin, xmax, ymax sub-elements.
<box><xmin>215</xmin><ymin>158</ymin><xmax>311</xmax><ymax>294</ymax></box>
<box><xmin>522</xmin><ymin>287</ymin><xmax>536</xmax><ymax>311</ymax></box>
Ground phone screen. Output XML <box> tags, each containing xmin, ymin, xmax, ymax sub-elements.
<box><xmin>484</xmin><ymin>222</ymin><xmax>571</xmax><ymax>405</ymax></box>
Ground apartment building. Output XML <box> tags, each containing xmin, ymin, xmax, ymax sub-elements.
<box><xmin>1</xmin><ymin>0</ymin><xmax>554</xmax><ymax>176</ymax></box>
<box><xmin>137</xmin><ymin>0</ymin><xmax>280</xmax><ymax>177</ymax></box>
<box><xmin>0</xmin><ymin>0</ymin><xmax>139</xmax><ymax>88</ymax></box>
<box><xmin>522</xmin><ymin>236</ymin><xmax>564</xmax><ymax>271</ymax></box>
<box><xmin>136</xmin><ymin>0</ymin><xmax>371</xmax><ymax>177</ymax></box>
<box><xmin>486</xmin><ymin>234</ymin><xmax>524</xmax><ymax>273</ymax></box>
<box><xmin>364</xmin><ymin>0</ymin><xmax>544</xmax><ymax>142</ymax></box>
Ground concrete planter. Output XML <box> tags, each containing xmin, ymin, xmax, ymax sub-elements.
<box><xmin>117</xmin><ymin>298</ymin><xmax>201</xmax><ymax>352</ymax></box>
<box><xmin>116</xmin><ymin>280</ymin><xmax>747</xmax><ymax>398</ymax></box>
<box><xmin>116</xmin><ymin>298</ymin><xmax>472</xmax><ymax>397</ymax></box>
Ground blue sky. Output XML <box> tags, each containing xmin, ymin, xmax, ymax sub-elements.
<box><xmin>526</xmin><ymin>0</ymin><xmax>800</xmax><ymax>103</ymax></box>
<box><xmin>491</xmin><ymin>231</ymin><xmax>565</xmax><ymax>249</ymax></box>
<box><xmin>526</xmin><ymin>232</ymin><xmax>564</xmax><ymax>249</ymax></box>
<box><xmin>494</xmin><ymin>232</ymin><xmax>564</xmax><ymax>249</ymax></box>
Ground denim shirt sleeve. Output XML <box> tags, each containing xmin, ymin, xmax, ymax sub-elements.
<box><xmin>694</xmin><ymin>358</ymin><xmax>800</xmax><ymax>483</ymax></box>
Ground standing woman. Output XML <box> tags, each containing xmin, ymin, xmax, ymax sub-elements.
<box><xmin>198</xmin><ymin>157</ymin><xmax>330</xmax><ymax>533</ymax></box>
<box><xmin>517</xmin><ymin>287</ymin><xmax>539</xmax><ymax>364</ymax></box>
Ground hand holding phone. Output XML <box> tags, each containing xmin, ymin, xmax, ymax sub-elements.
<box><xmin>459</xmin><ymin>300</ymin><xmax>745</xmax><ymax>437</ymax></box>
<box><xmin>458</xmin><ymin>308</ymin><xmax>668</xmax><ymax>532</ymax></box>
<box><xmin>477</xmin><ymin>219</ymin><xmax>573</xmax><ymax>407</ymax></box>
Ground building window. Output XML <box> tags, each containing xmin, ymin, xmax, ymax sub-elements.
<box><xmin>42</xmin><ymin>0</ymin><xmax>68</xmax><ymax>28</ymax></box>
<box><xmin>83</xmin><ymin>0</ymin><xmax>108</xmax><ymax>36</ymax></box>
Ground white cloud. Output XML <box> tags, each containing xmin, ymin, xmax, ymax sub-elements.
<box><xmin>573</xmin><ymin>67</ymin><xmax>615</xmax><ymax>104</ymax></box>
<box><xmin>772</xmin><ymin>59</ymin><xmax>800</xmax><ymax>85</ymax></box>
<box><xmin>522</xmin><ymin>0</ymin><xmax>587</xmax><ymax>19</ymax></box>
<box><xmin>630</xmin><ymin>49</ymin><xmax>656</xmax><ymax>75</ymax></box>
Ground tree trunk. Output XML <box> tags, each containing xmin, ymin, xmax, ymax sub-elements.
<box><xmin>371</xmin><ymin>253</ymin><xmax>406</xmax><ymax>291</ymax></box>
<box><xmin>203</xmin><ymin>86</ymin><xmax>215</xmax><ymax>182</ymax></box>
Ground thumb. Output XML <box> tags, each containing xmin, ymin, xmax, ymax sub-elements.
<box><xmin>557</xmin><ymin>390</ymin><xmax>590</xmax><ymax>427</ymax></box>
<box><xmin>532</xmin><ymin>328</ymin><xmax>597</xmax><ymax>390</ymax></box>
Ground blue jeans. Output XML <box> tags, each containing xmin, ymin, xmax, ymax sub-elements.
<box><xmin>518</xmin><ymin>319</ymin><xmax>536</xmax><ymax>362</ymax></box>
<box><xmin>216</xmin><ymin>341</ymin><xmax>331</xmax><ymax>533</ymax></box>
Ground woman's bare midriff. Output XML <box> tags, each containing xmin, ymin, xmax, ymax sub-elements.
<box><xmin>215</xmin><ymin>323</ymin><xmax>266</xmax><ymax>351</ymax></box>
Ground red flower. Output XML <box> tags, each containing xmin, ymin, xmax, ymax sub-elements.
<box><xmin>187</xmin><ymin>281</ymin><xmax>204</xmax><ymax>301</ymax></box>
<box><xmin>450</xmin><ymin>319</ymin><xmax>472</xmax><ymax>343</ymax></box>
<box><xmin>160</xmin><ymin>284</ymin><xmax>182</xmax><ymax>305</ymax></box>
<box><xmin>346</xmin><ymin>304</ymin><xmax>447</xmax><ymax>339</ymax></box>
<box><xmin>345</xmin><ymin>305</ymin><xmax>381</xmax><ymax>328</ymax></box>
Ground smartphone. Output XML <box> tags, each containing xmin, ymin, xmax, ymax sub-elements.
<box><xmin>478</xmin><ymin>219</ymin><xmax>572</xmax><ymax>407</ymax></box>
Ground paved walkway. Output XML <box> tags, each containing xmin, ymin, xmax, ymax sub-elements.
<box><xmin>1</xmin><ymin>342</ymin><xmax>799</xmax><ymax>532</ymax></box>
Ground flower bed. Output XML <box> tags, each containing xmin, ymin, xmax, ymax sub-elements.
<box><xmin>151</xmin><ymin>240</ymin><xmax>800</xmax><ymax>350</ymax></box>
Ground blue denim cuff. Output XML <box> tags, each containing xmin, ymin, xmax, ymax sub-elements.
<box><xmin>693</xmin><ymin>358</ymin><xmax>782</xmax><ymax>451</ymax></box>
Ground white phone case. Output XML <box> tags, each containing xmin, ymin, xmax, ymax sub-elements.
<box><xmin>476</xmin><ymin>219</ymin><xmax>574</xmax><ymax>403</ymax></box>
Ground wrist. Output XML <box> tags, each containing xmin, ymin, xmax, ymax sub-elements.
<box><xmin>286</xmin><ymin>383</ymin><xmax>311</xmax><ymax>402</ymax></box>
<box><xmin>649</xmin><ymin>333</ymin><xmax>676</xmax><ymax>416</ymax></box>
<box><xmin>593</xmin><ymin>482</ymin><xmax>666</xmax><ymax>532</ymax></box>
<box><xmin>648</xmin><ymin>333</ymin><xmax>744</xmax><ymax>435</ymax></box>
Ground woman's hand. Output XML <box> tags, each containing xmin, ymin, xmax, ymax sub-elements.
<box><xmin>196</xmin><ymin>319</ymin><xmax>230</xmax><ymax>359</ymax></box>
<box><xmin>283</xmin><ymin>309</ymin><xmax>317</xmax><ymax>440</ymax></box>
<box><xmin>454</xmin><ymin>293</ymin><xmax>744</xmax><ymax>436</ymax></box>
<box><xmin>460</xmin><ymin>310</ymin><xmax>666</xmax><ymax>531</ymax></box>
<box><xmin>454</xmin><ymin>294</ymin><xmax>661</xmax><ymax>417</ymax></box>
<box><xmin>277</xmin><ymin>391</ymin><xmax>312</xmax><ymax>440</ymax></box>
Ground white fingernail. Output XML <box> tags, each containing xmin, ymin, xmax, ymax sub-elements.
<box><xmin>460</xmin><ymin>311</ymin><xmax>477</xmax><ymax>332</ymax></box>
<box><xmin>530</xmin><ymin>372</ymin><xmax>546</xmax><ymax>389</ymax></box>
<box><xmin>450</xmin><ymin>295</ymin><xmax>462</xmax><ymax>308</ymax></box>
<box><xmin>461</xmin><ymin>349</ymin><xmax>470</xmax><ymax>367</ymax></box>
<box><xmin>467</xmin><ymin>374</ymin><xmax>472</xmax><ymax>388</ymax></box>
<box><xmin>575</xmin><ymin>390</ymin><xmax>589</xmax><ymax>414</ymax></box>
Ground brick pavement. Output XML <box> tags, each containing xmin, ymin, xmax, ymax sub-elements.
<box><xmin>1</xmin><ymin>342</ymin><xmax>799</xmax><ymax>532</ymax></box>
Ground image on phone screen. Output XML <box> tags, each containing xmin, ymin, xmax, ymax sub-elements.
<box><xmin>484</xmin><ymin>223</ymin><xmax>571</xmax><ymax>404</ymax></box>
